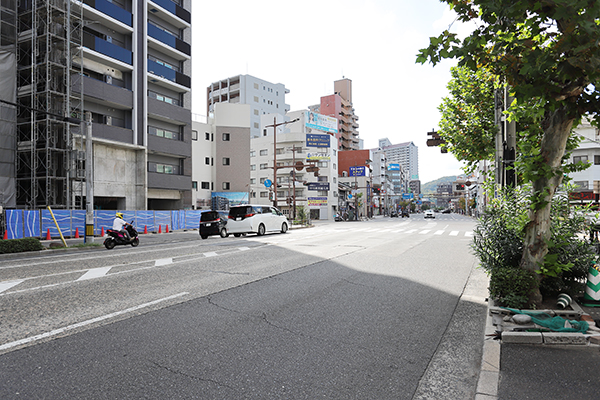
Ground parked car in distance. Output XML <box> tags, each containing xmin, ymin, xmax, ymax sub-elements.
<box><xmin>441</xmin><ymin>209</ymin><xmax>452</xmax><ymax>214</ymax></box>
<box><xmin>227</xmin><ymin>205</ymin><xmax>288</xmax><ymax>236</ymax></box>
<box><xmin>424</xmin><ymin>210</ymin><xmax>435</xmax><ymax>219</ymax></box>
<box><xmin>199</xmin><ymin>210</ymin><xmax>229</xmax><ymax>239</ymax></box>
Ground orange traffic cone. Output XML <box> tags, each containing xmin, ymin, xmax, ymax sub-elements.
<box><xmin>101</xmin><ymin>227</ymin><xmax>104</xmax><ymax>236</ymax></box>
<box><xmin>144</xmin><ymin>225</ymin><xmax>148</xmax><ymax>234</ymax></box>
<box><xmin>166</xmin><ymin>225</ymin><xmax>169</xmax><ymax>233</ymax></box>
<box><xmin>75</xmin><ymin>227</ymin><xmax>80</xmax><ymax>238</ymax></box>
<box><xmin>158</xmin><ymin>225</ymin><xmax>162</xmax><ymax>233</ymax></box>
<box><xmin>46</xmin><ymin>228</ymin><xmax>51</xmax><ymax>240</ymax></box>
<box><xmin>3</xmin><ymin>230</ymin><xmax>7</xmax><ymax>240</ymax></box>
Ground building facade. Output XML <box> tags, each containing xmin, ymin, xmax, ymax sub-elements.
<box><xmin>206</xmin><ymin>74</ymin><xmax>290</xmax><ymax>139</ymax></box>
<box><xmin>191</xmin><ymin>103</ymin><xmax>251</xmax><ymax>209</ymax></box>
<box><xmin>250</xmin><ymin>110</ymin><xmax>339</xmax><ymax>220</ymax></box>
<box><xmin>312</xmin><ymin>78</ymin><xmax>360</xmax><ymax>151</ymax></box>
<box><xmin>7</xmin><ymin>0</ymin><xmax>193</xmax><ymax>210</ymax></box>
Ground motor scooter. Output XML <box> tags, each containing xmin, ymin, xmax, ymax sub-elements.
<box><xmin>104</xmin><ymin>222</ymin><xmax>139</xmax><ymax>249</ymax></box>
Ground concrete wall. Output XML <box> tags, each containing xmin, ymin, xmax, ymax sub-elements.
<box><xmin>93</xmin><ymin>142</ymin><xmax>146</xmax><ymax>210</ymax></box>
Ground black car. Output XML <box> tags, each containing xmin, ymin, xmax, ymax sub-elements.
<box><xmin>199</xmin><ymin>210</ymin><xmax>229</xmax><ymax>239</ymax></box>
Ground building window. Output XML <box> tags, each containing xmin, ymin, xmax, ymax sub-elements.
<box><xmin>595</xmin><ymin>155</ymin><xmax>600</xmax><ymax>165</ymax></box>
<box><xmin>254</xmin><ymin>109</ymin><xmax>259</xmax><ymax>115</ymax></box>
<box><xmin>205</xmin><ymin>132</ymin><xmax>210</xmax><ymax>140</ymax></box>
<box><xmin>318</xmin><ymin>191</ymin><xmax>328</xmax><ymax>196</ymax></box>
<box><xmin>222</xmin><ymin>182</ymin><xmax>230</xmax><ymax>190</ymax></box>
<box><xmin>250</xmin><ymin>164</ymin><xmax>256</xmax><ymax>171</ymax></box>
<box><xmin>260</xmin><ymin>149</ymin><xmax>268</xmax><ymax>156</ymax></box>
<box><xmin>223</xmin><ymin>133</ymin><xmax>230</xmax><ymax>141</ymax></box>
<box><xmin>254</xmin><ymin>83</ymin><xmax>259</xmax><ymax>89</ymax></box>
<box><xmin>148</xmin><ymin>162</ymin><xmax>181</xmax><ymax>175</ymax></box>
<box><xmin>574</xmin><ymin>155</ymin><xmax>589</xmax><ymax>163</ymax></box>
<box><xmin>250</xmin><ymin>150</ymin><xmax>256</xmax><ymax>157</ymax></box>
<box><xmin>205</xmin><ymin>157</ymin><xmax>210</xmax><ymax>165</ymax></box>
<box><xmin>260</xmin><ymin>163</ymin><xmax>268</xmax><ymax>170</ymax></box>
<box><xmin>574</xmin><ymin>181</ymin><xmax>589</xmax><ymax>190</ymax></box>
<box><xmin>192</xmin><ymin>130</ymin><xmax>198</xmax><ymax>140</ymax></box>
<box><xmin>260</xmin><ymin>177</ymin><xmax>266</xmax><ymax>184</ymax></box>
<box><xmin>192</xmin><ymin>181</ymin><xmax>197</xmax><ymax>189</ymax></box>
<box><xmin>148</xmin><ymin>126</ymin><xmax>181</xmax><ymax>141</ymax></box>
<box><xmin>260</xmin><ymin>191</ymin><xmax>268</xmax><ymax>198</ymax></box>
<box><xmin>201</xmin><ymin>182</ymin><xmax>210</xmax><ymax>189</ymax></box>
<box><xmin>254</xmin><ymin>96</ymin><xmax>259</xmax><ymax>102</ymax></box>
<box><xmin>263</xmin><ymin>129</ymin><xmax>267</xmax><ymax>136</ymax></box>
<box><xmin>223</xmin><ymin>158</ymin><xmax>230</xmax><ymax>166</ymax></box>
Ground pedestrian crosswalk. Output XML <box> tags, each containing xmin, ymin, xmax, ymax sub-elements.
<box><xmin>313</xmin><ymin>225</ymin><xmax>474</xmax><ymax>238</ymax></box>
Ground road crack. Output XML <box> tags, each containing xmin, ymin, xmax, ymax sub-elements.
<box><xmin>151</xmin><ymin>360</ymin><xmax>236</xmax><ymax>391</ymax></box>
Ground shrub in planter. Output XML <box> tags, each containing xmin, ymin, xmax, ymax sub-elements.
<box><xmin>0</xmin><ymin>237</ymin><xmax>45</xmax><ymax>254</ymax></box>
<box><xmin>473</xmin><ymin>185</ymin><xmax>594</xmax><ymax>307</ymax></box>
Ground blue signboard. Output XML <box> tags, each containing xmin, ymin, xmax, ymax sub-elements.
<box><xmin>307</xmin><ymin>182</ymin><xmax>330</xmax><ymax>191</ymax></box>
<box><xmin>349</xmin><ymin>166</ymin><xmax>366</xmax><ymax>177</ymax></box>
<box><xmin>402</xmin><ymin>193</ymin><xmax>414</xmax><ymax>200</ymax></box>
<box><xmin>306</xmin><ymin>133</ymin><xmax>331</xmax><ymax>148</ymax></box>
<box><xmin>388</xmin><ymin>163</ymin><xmax>400</xmax><ymax>171</ymax></box>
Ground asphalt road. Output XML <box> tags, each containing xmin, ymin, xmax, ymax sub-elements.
<box><xmin>0</xmin><ymin>214</ymin><xmax>486</xmax><ymax>399</ymax></box>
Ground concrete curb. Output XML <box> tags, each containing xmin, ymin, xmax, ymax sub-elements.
<box><xmin>475</xmin><ymin>307</ymin><xmax>500</xmax><ymax>399</ymax></box>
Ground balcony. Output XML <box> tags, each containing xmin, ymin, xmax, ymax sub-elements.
<box><xmin>148</xmin><ymin>22</ymin><xmax>191</xmax><ymax>59</ymax></box>
<box><xmin>149</xmin><ymin>0</ymin><xmax>191</xmax><ymax>26</ymax></box>
<box><xmin>83</xmin><ymin>31</ymin><xmax>132</xmax><ymax>65</ymax></box>
<box><xmin>82</xmin><ymin>0</ymin><xmax>133</xmax><ymax>27</ymax></box>
<box><xmin>148</xmin><ymin>59</ymin><xmax>191</xmax><ymax>90</ymax></box>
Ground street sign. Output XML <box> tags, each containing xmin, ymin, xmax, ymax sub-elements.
<box><xmin>264</xmin><ymin>179</ymin><xmax>272</xmax><ymax>188</ymax></box>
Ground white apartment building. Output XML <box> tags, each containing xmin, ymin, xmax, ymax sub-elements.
<box><xmin>207</xmin><ymin>74</ymin><xmax>290</xmax><ymax>138</ymax></box>
<box><xmin>191</xmin><ymin>103</ymin><xmax>251</xmax><ymax>209</ymax></box>
<box><xmin>377</xmin><ymin>139</ymin><xmax>420</xmax><ymax>182</ymax></box>
<box><xmin>250</xmin><ymin>110</ymin><xmax>339</xmax><ymax>220</ymax></box>
<box><xmin>568</xmin><ymin>120</ymin><xmax>600</xmax><ymax>195</ymax></box>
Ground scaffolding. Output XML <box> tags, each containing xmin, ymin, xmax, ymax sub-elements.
<box><xmin>16</xmin><ymin>0</ymin><xmax>83</xmax><ymax>209</ymax></box>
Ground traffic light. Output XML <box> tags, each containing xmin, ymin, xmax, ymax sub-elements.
<box><xmin>427</xmin><ymin>129</ymin><xmax>447</xmax><ymax>153</ymax></box>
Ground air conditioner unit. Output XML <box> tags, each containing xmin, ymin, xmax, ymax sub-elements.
<box><xmin>105</xmin><ymin>75</ymin><xmax>112</xmax><ymax>84</ymax></box>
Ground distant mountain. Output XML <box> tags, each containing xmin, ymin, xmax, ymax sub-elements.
<box><xmin>421</xmin><ymin>176</ymin><xmax>457</xmax><ymax>194</ymax></box>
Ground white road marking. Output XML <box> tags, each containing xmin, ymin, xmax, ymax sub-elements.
<box><xmin>155</xmin><ymin>258</ymin><xmax>173</xmax><ymax>267</ymax></box>
<box><xmin>204</xmin><ymin>252</ymin><xmax>218</xmax><ymax>257</ymax></box>
<box><xmin>0</xmin><ymin>292</ymin><xmax>189</xmax><ymax>352</ymax></box>
<box><xmin>405</xmin><ymin>229</ymin><xmax>417</xmax><ymax>234</ymax></box>
<box><xmin>434</xmin><ymin>230</ymin><xmax>445</xmax><ymax>235</ymax></box>
<box><xmin>239</xmin><ymin>247</ymin><xmax>251</xmax><ymax>251</ymax></box>
<box><xmin>419</xmin><ymin>230</ymin><xmax>431</xmax><ymax>235</ymax></box>
<box><xmin>77</xmin><ymin>267</ymin><xmax>112</xmax><ymax>281</ymax></box>
<box><xmin>0</xmin><ymin>280</ymin><xmax>24</xmax><ymax>294</ymax></box>
<box><xmin>450</xmin><ymin>231</ymin><xmax>459</xmax><ymax>236</ymax></box>
<box><xmin>465</xmin><ymin>231</ymin><xmax>474</xmax><ymax>237</ymax></box>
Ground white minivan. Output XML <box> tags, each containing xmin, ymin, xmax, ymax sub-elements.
<box><xmin>227</xmin><ymin>205</ymin><xmax>289</xmax><ymax>237</ymax></box>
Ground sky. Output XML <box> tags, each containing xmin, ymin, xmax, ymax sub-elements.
<box><xmin>191</xmin><ymin>0</ymin><xmax>472</xmax><ymax>184</ymax></box>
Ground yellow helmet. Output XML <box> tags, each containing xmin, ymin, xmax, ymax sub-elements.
<box><xmin>115</xmin><ymin>212</ymin><xmax>124</xmax><ymax>219</ymax></box>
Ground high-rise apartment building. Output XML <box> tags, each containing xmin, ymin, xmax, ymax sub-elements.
<box><xmin>5</xmin><ymin>0</ymin><xmax>193</xmax><ymax>210</ymax></box>
<box><xmin>313</xmin><ymin>78</ymin><xmax>360</xmax><ymax>151</ymax></box>
<box><xmin>206</xmin><ymin>74</ymin><xmax>290</xmax><ymax>138</ymax></box>
<box><xmin>377</xmin><ymin>139</ymin><xmax>419</xmax><ymax>182</ymax></box>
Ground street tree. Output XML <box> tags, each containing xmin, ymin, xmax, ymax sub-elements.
<box><xmin>417</xmin><ymin>0</ymin><xmax>600</xmax><ymax>305</ymax></box>
<box><xmin>438</xmin><ymin>66</ymin><xmax>497</xmax><ymax>174</ymax></box>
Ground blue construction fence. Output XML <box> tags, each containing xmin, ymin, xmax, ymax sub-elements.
<box><xmin>3</xmin><ymin>210</ymin><xmax>204</xmax><ymax>240</ymax></box>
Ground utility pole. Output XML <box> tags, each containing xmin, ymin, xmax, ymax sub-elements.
<box><xmin>265</xmin><ymin>117</ymin><xmax>299</xmax><ymax>208</ymax></box>
<box><xmin>84</xmin><ymin>111</ymin><xmax>94</xmax><ymax>243</ymax></box>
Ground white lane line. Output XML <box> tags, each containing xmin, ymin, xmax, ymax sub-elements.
<box><xmin>465</xmin><ymin>231</ymin><xmax>474</xmax><ymax>237</ymax></box>
<box><xmin>434</xmin><ymin>230</ymin><xmax>445</xmax><ymax>235</ymax></box>
<box><xmin>405</xmin><ymin>229</ymin><xmax>417</xmax><ymax>234</ymax></box>
<box><xmin>392</xmin><ymin>229</ymin><xmax>406</xmax><ymax>233</ymax></box>
<box><xmin>0</xmin><ymin>280</ymin><xmax>24</xmax><ymax>294</ymax></box>
<box><xmin>419</xmin><ymin>230</ymin><xmax>431</xmax><ymax>235</ymax></box>
<box><xmin>449</xmin><ymin>231</ymin><xmax>459</xmax><ymax>236</ymax></box>
<box><xmin>77</xmin><ymin>267</ymin><xmax>112</xmax><ymax>281</ymax></box>
<box><xmin>239</xmin><ymin>247</ymin><xmax>251</xmax><ymax>251</ymax></box>
<box><xmin>0</xmin><ymin>292</ymin><xmax>189</xmax><ymax>352</ymax></box>
<box><xmin>204</xmin><ymin>252</ymin><xmax>218</xmax><ymax>257</ymax></box>
<box><xmin>155</xmin><ymin>258</ymin><xmax>173</xmax><ymax>267</ymax></box>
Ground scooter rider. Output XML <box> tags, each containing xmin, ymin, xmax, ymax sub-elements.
<box><xmin>112</xmin><ymin>212</ymin><xmax>131</xmax><ymax>241</ymax></box>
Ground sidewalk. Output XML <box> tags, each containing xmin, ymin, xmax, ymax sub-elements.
<box><xmin>477</xmin><ymin>297</ymin><xmax>600</xmax><ymax>399</ymax></box>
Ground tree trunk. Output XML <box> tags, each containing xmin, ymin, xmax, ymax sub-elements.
<box><xmin>520</xmin><ymin>106</ymin><xmax>574</xmax><ymax>307</ymax></box>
